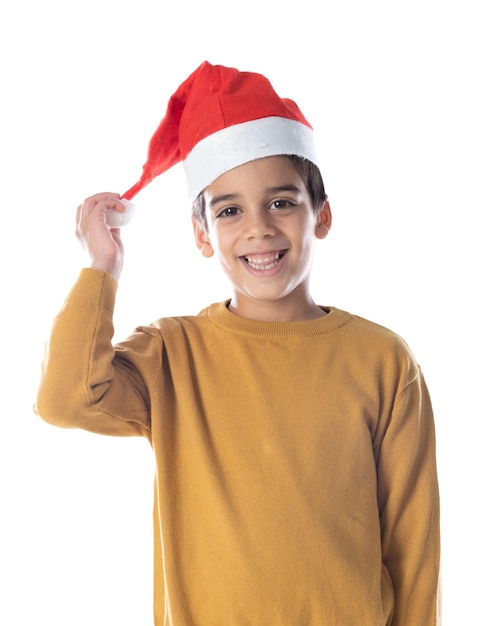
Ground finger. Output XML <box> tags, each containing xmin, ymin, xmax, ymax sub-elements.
<box><xmin>83</xmin><ymin>191</ymin><xmax>121</xmax><ymax>206</ymax></box>
<box><xmin>105</xmin><ymin>200</ymin><xmax>135</xmax><ymax>227</ymax></box>
<box><xmin>80</xmin><ymin>193</ymin><xmax>122</xmax><ymax>221</ymax></box>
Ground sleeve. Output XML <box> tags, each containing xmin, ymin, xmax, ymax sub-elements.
<box><xmin>376</xmin><ymin>367</ymin><xmax>441</xmax><ymax>625</ymax></box>
<box><xmin>34</xmin><ymin>269</ymin><xmax>160</xmax><ymax>438</ymax></box>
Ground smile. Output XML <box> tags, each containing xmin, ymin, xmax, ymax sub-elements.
<box><xmin>242</xmin><ymin>250</ymin><xmax>287</xmax><ymax>271</ymax></box>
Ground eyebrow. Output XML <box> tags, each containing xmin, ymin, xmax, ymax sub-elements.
<box><xmin>209</xmin><ymin>193</ymin><xmax>240</xmax><ymax>209</ymax></box>
<box><xmin>208</xmin><ymin>185</ymin><xmax>302</xmax><ymax>209</ymax></box>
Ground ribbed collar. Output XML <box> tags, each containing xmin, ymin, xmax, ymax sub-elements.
<box><xmin>206</xmin><ymin>300</ymin><xmax>353</xmax><ymax>340</ymax></box>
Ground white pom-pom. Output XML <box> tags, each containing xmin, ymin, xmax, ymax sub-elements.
<box><xmin>105</xmin><ymin>199</ymin><xmax>136</xmax><ymax>227</ymax></box>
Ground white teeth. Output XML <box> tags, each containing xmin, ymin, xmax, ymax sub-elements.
<box><xmin>244</xmin><ymin>251</ymin><xmax>283</xmax><ymax>270</ymax></box>
<box><xmin>247</xmin><ymin>259</ymin><xmax>278</xmax><ymax>270</ymax></box>
<box><xmin>245</xmin><ymin>252</ymin><xmax>280</xmax><ymax>263</ymax></box>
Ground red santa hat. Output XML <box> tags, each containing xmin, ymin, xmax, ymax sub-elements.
<box><xmin>122</xmin><ymin>61</ymin><xmax>319</xmax><ymax>202</ymax></box>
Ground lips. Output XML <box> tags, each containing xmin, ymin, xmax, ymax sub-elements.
<box><xmin>241</xmin><ymin>250</ymin><xmax>287</xmax><ymax>271</ymax></box>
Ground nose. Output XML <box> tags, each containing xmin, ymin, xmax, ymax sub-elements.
<box><xmin>244</xmin><ymin>208</ymin><xmax>276</xmax><ymax>239</ymax></box>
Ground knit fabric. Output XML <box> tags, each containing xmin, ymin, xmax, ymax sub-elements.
<box><xmin>35</xmin><ymin>269</ymin><xmax>440</xmax><ymax>625</ymax></box>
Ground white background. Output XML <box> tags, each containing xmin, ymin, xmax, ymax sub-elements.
<box><xmin>1</xmin><ymin>1</ymin><xmax>483</xmax><ymax>623</ymax></box>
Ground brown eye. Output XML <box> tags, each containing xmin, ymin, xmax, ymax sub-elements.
<box><xmin>270</xmin><ymin>199</ymin><xmax>293</xmax><ymax>210</ymax></box>
<box><xmin>217</xmin><ymin>206</ymin><xmax>241</xmax><ymax>218</ymax></box>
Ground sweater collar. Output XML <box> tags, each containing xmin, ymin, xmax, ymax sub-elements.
<box><xmin>206</xmin><ymin>300</ymin><xmax>352</xmax><ymax>339</ymax></box>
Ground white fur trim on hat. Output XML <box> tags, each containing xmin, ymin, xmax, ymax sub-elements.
<box><xmin>183</xmin><ymin>116</ymin><xmax>318</xmax><ymax>201</ymax></box>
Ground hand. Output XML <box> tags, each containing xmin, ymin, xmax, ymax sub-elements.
<box><xmin>76</xmin><ymin>192</ymin><xmax>126</xmax><ymax>282</ymax></box>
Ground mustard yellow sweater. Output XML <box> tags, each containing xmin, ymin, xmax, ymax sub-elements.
<box><xmin>35</xmin><ymin>269</ymin><xmax>440</xmax><ymax>625</ymax></box>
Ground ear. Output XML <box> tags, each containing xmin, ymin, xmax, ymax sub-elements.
<box><xmin>315</xmin><ymin>200</ymin><xmax>332</xmax><ymax>240</ymax></box>
<box><xmin>192</xmin><ymin>220</ymin><xmax>215</xmax><ymax>258</ymax></box>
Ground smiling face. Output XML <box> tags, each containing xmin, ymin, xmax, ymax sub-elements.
<box><xmin>193</xmin><ymin>156</ymin><xmax>332</xmax><ymax>321</ymax></box>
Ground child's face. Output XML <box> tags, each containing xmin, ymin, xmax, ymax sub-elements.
<box><xmin>193</xmin><ymin>156</ymin><xmax>331</xmax><ymax>320</ymax></box>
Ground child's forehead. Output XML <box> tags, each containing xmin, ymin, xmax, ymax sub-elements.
<box><xmin>203</xmin><ymin>156</ymin><xmax>305</xmax><ymax>203</ymax></box>
<box><xmin>208</xmin><ymin>156</ymin><xmax>299</xmax><ymax>187</ymax></box>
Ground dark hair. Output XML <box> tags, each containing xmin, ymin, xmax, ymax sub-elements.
<box><xmin>191</xmin><ymin>155</ymin><xmax>327</xmax><ymax>230</ymax></box>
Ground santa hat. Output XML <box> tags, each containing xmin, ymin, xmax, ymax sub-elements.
<box><xmin>122</xmin><ymin>61</ymin><xmax>319</xmax><ymax>202</ymax></box>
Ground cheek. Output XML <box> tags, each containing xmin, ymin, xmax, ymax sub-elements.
<box><xmin>208</xmin><ymin>227</ymin><xmax>232</xmax><ymax>254</ymax></box>
<box><xmin>297</xmin><ymin>236</ymin><xmax>317</xmax><ymax>266</ymax></box>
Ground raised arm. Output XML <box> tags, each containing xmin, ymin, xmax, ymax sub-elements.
<box><xmin>35</xmin><ymin>193</ymin><xmax>155</xmax><ymax>437</ymax></box>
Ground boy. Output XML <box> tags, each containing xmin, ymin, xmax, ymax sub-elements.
<box><xmin>35</xmin><ymin>61</ymin><xmax>440</xmax><ymax>625</ymax></box>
